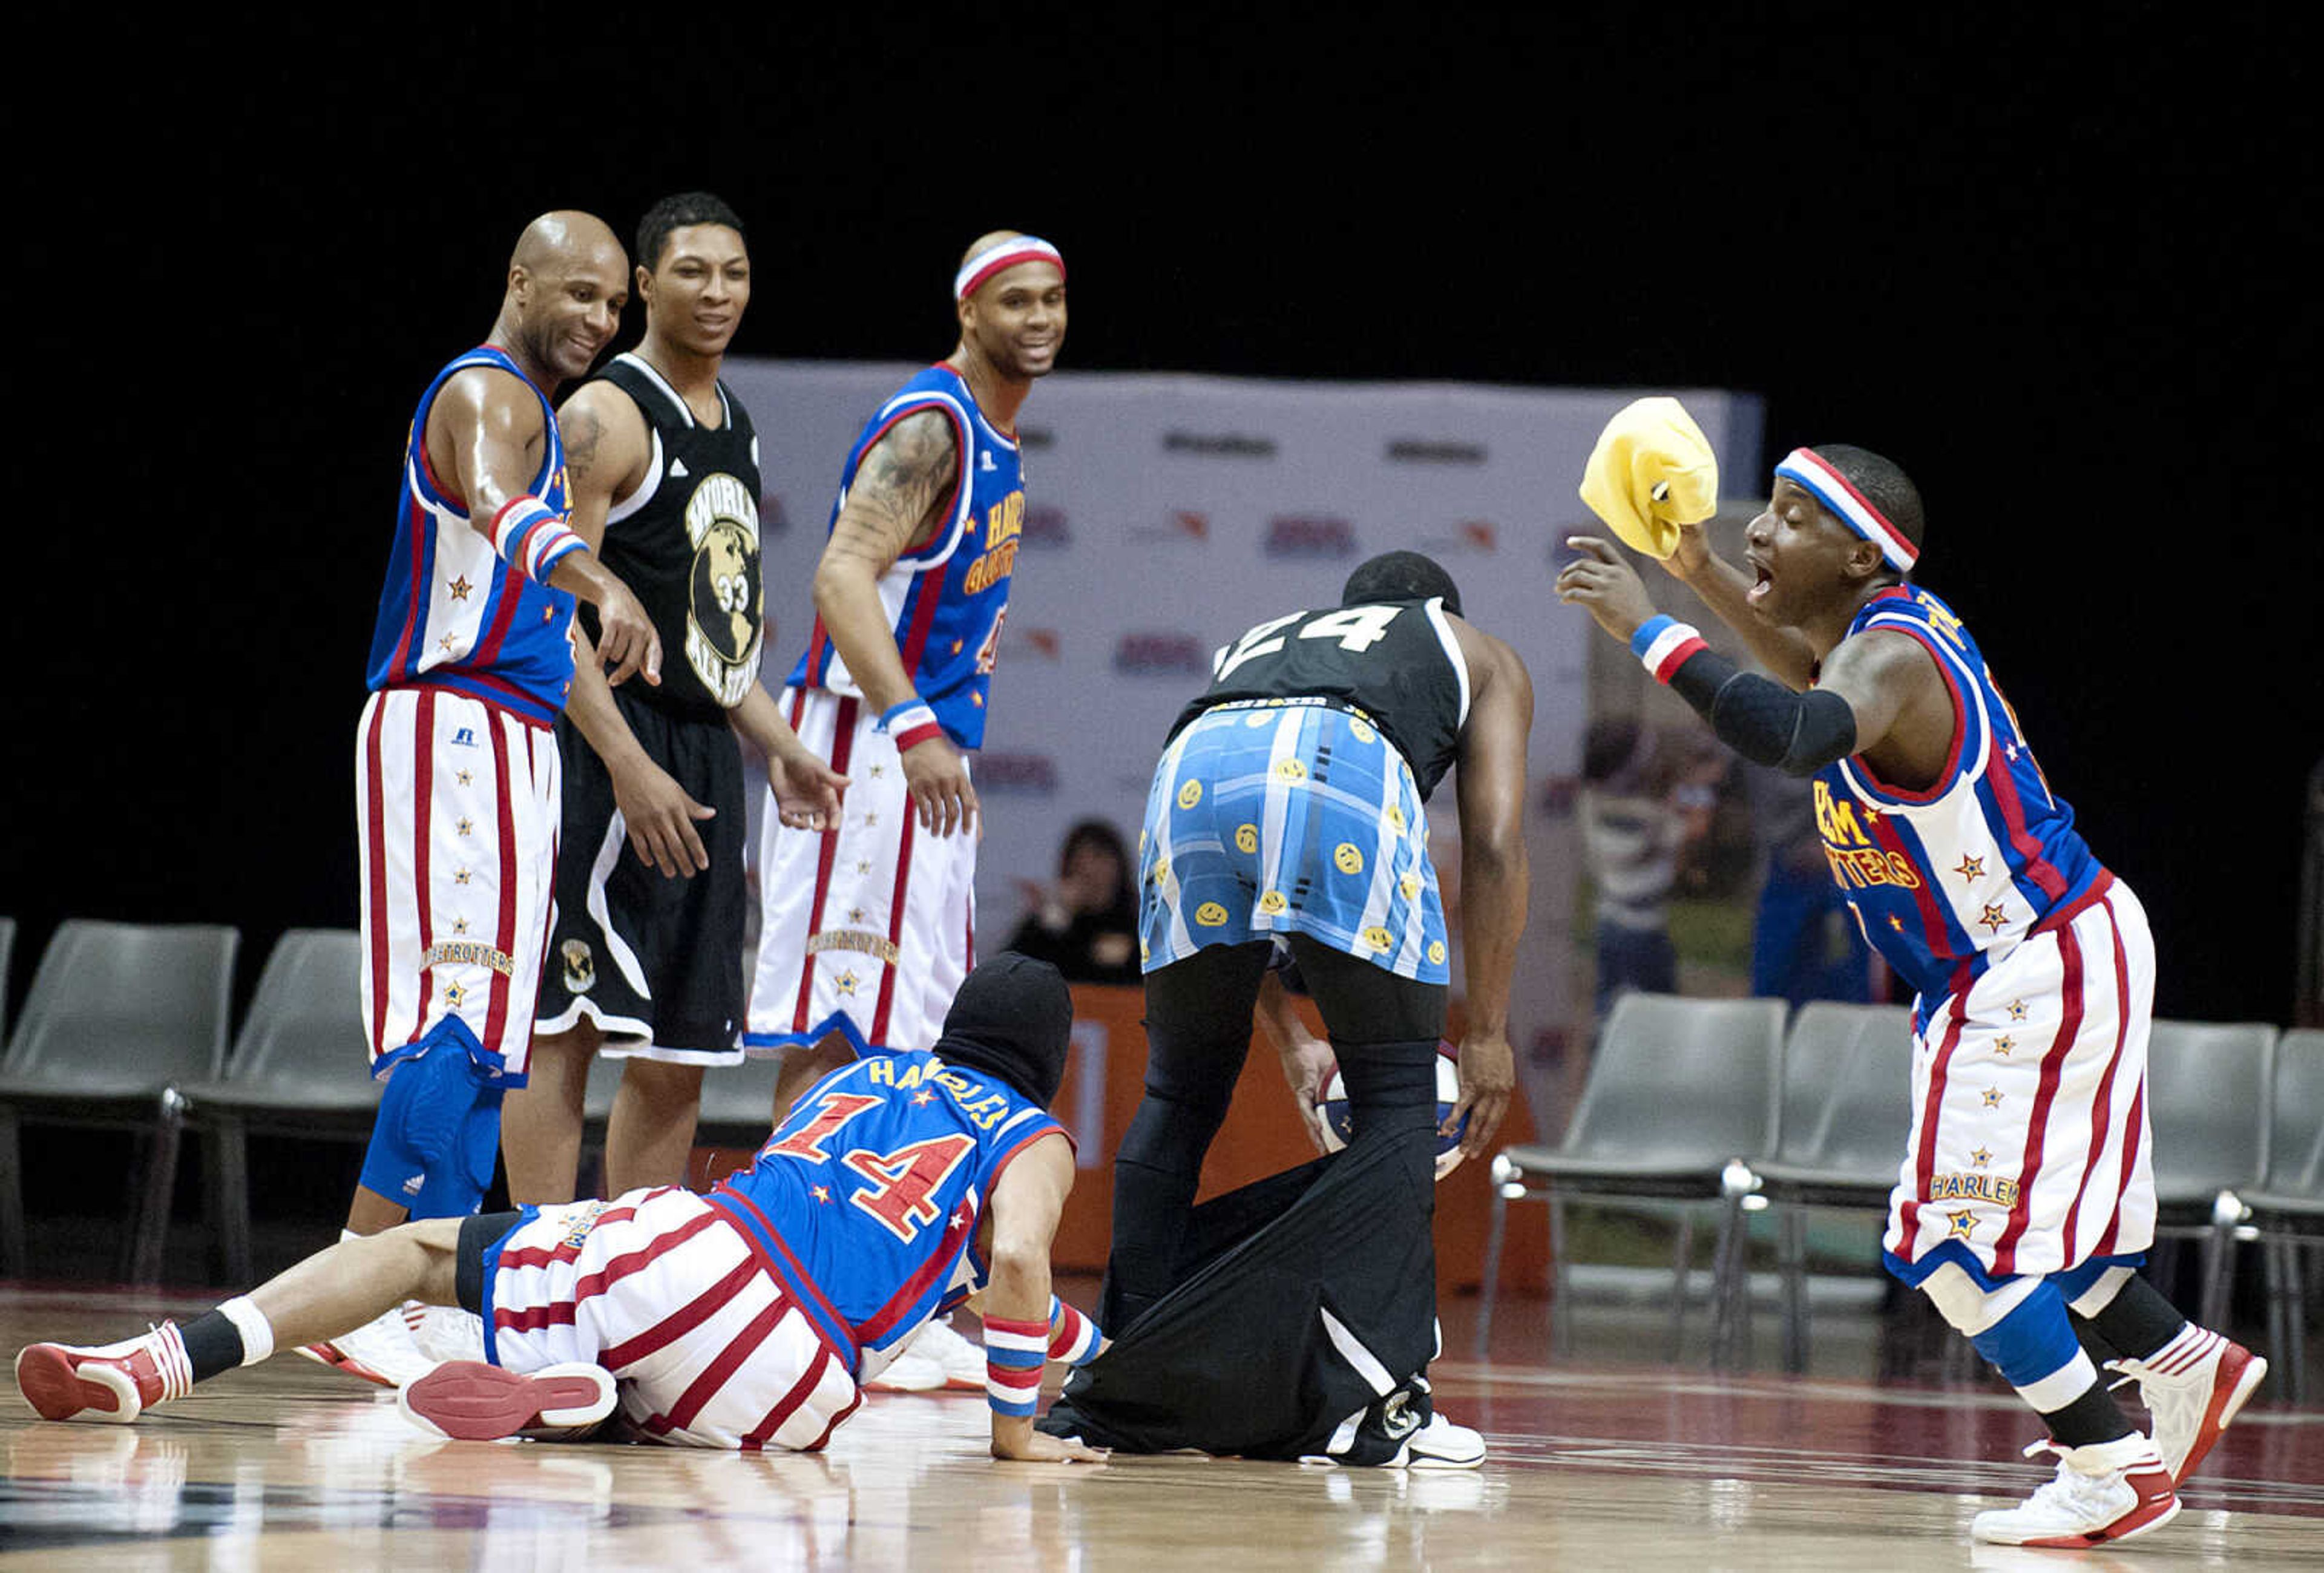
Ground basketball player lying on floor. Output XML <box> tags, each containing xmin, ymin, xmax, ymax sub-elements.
<box><xmin>16</xmin><ymin>956</ymin><xmax>1109</xmax><ymax>1462</ymax></box>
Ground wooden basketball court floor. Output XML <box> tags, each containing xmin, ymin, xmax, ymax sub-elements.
<box><xmin>2</xmin><ymin>1282</ymin><xmax>2317</xmax><ymax>1569</ymax></box>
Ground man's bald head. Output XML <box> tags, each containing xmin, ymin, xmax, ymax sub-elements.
<box><xmin>511</xmin><ymin>210</ymin><xmax>625</xmax><ymax>277</ymax></box>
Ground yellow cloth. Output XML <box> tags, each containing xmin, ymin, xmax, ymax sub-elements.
<box><xmin>1577</xmin><ymin>397</ymin><xmax>1719</xmax><ymax>560</ymax></box>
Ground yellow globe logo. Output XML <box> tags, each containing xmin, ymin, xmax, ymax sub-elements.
<box><xmin>1334</xmin><ymin>842</ymin><xmax>1364</xmax><ymax>875</ymax></box>
<box><xmin>1362</xmin><ymin>925</ymin><xmax>1394</xmax><ymax>952</ymax></box>
<box><xmin>1273</xmin><ymin>758</ymin><xmax>1308</xmax><ymax>783</ymax></box>
<box><xmin>1177</xmin><ymin>779</ymin><xmax>1203</xmax><ymax>809</ymax></box>
<box><xmin>1259</xmin><ymin>890</ymin><xmax>1287</xmax><ymax>915</ymax></box>
<box><xmin>1385</xmin><ymin>804</ymin><xmax>1406</xmax><ymax>832</ymax></box>
<box><xmin>1350</xmin><ymin>719</ymin><xmax>1376</xmax><ymax>744</ymax></box>
<box><xmin>1195</xmin><ymin>902</ymin><xmax>1230</xmax><ymax>928</ymax></box>
<box><xmin>1400</xmin><ymin>872</ymin><xmax>1423</xmax><ymax>900</ymax></box>
<box><xmin>1428</xmin><ymin>940</ymin><xmax>1446</xmax><ymax>965</ymax></box>
<box><xmin>1235</xmin><ymin>823</ymin><xmax>1259</xmax><ymax>855</ymax></box>
<box><xmin>1152</xmin><ymin>858</ymin><xmax>1170</xmax><ymax>886</ymax></box>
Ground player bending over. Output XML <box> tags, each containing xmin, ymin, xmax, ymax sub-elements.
<box><xmin>16</xmin><ymin>956</ymin><xmax>1107</xmax><ymax>1462</ymax></box>
<box><xmin>1557</xmin><ymin>439</ymin><xmax>2264</xmax><ymax>1549</ymax></box>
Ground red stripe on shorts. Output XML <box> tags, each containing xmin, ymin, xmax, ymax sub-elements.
<box><xmin>802</xmin><ymin>1386</ymin><xmax>864</xmax><ymax>1452</ymax></box>
<box><xmin>868</xmin><ymin>808</ymin><xmax>917</xmax><ymax>1047</ymax></box>
<box><xmin>651</xmin><ymin>1292</ymin><xmax>788</xmax><ymax>1434</ymax></box>
<box><xmin>363</xmin><ymin>697</ymin><xmax>392</xmax><ymax>1056</ymax></box>
<box><xmin>599</xmin><ymin>1252</ymin><xmax>763</xmax><ymax>1371</ymax></box>
<box><xmin>413</xmin><ymin>689</ymin><xmax>439</xmax><ymax>1014</ymax></box>
<box><xmin>790</xmin><ymin>698</ymin><xmax>859</xmax><ymax>1034</ymax></box>
<box><xmin>1994</xmin><ymin>921</ymin><xmax>2087</xmax><ymax>1273</ymax></box>
<box><xmin>2060</xmin><ymin>897</ymin><xmax>2131</xmax><ymax>1262</ymax></box>
<box><xmin>2093</xmin><ymin>1079</ymin><xmax>2145</xmax><ymax>1258</ymax></box>
<box><xmin>481</xmin><ymin>711</ymin><xmax>520</xmax><ymax>1058</ymax></box>
<box><xmin>1899</xmin><ymin>1007</ymin><xmax>1969</xmax><ymax>1252</ymax></box>
<box><xmin>740</xmin><ymin>1341</ymin><xmax>830</xmax><ymax>1451</ymax></box>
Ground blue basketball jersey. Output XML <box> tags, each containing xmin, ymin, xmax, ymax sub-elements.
<box><xmin>704</xmin><ymin>1049</ymin><xmax>1066</xmax><ymax>1373</ymax></box>
<box><xmin>367</xmin><ymin>346</ymin><xmax>579</xmax><ymax>726</ymax></box>
<box><xmin>1814</xmin><ymin>586</ymin><xmax>2108</xmax><ymax>1019</ymax></box>
<box><xmin>787</xmin><ymin>364</ymin><xmax>1024</xmax><ymax>749</ymax></box>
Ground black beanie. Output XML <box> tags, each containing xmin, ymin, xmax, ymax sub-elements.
<box><xmin>931</xmin><ymin>953</ymin><xmax>1075</xmax><ymax>1108</ymax></box>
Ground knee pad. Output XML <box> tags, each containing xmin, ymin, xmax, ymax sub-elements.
<box><xmin>1920</xmin><ymin>1265</ymin><xmax>2086</xmax><ymax>1396</ymax></box>
<box><xmin>359</xmin><ymin>1025</ymin><xmax>505</xmax><ymax>1219</ymax></box>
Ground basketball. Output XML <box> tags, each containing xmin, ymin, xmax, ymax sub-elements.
<box><xmin>1315</xmin><ymin>1045</ymin><xmax>1466</xmax><ymax>1172</ymax></box>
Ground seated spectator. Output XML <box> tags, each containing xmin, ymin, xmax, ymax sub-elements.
<box><xmin>1007</xmin><ymin>819</ymin><xmax>1141</xmax><ymax>985</ymax></box>
<box><xmin>1578</xmin><ymin>719</ymin><xmax>1719</xmax><ymax>1020</ymax></box>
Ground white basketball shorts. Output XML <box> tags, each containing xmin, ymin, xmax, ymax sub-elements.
<box><xmin>745</xmin><ymin>688</ymin><xmax>976</xmax><ymax>1057</ymax></box>
<box><xmin>1885</xmin><ymin>875</ymin><xmax>2159</xmax><ymax>1282</ymax></box>
<box><xmin>358</xmin><ymin>686</ymin><xmax>560</xmax><ymax>1083</ymax></box>
<box><xmin>482</xmin><ymin>1186</ymin><xmax>862</xmax><ymax>1450</ymax></box>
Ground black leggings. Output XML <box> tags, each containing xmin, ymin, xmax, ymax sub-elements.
<box><xmin>1109</xmin><ymin>936</ymin><xmax>1446</xmax><ymax>1320</ymax></box>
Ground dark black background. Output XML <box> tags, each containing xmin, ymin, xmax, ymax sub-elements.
<box><xmin>12</xmin><ymin>10</ymin><xmax>2320</xmax><ymax>1024</ymax></box>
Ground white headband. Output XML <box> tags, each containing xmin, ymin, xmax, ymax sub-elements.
<box><xmin>1773</xmin><ymin>447</ymin><xmax>1919</xmax><ymax>571</ymax></box>
<box><xmin>954</xmin><ymin>237</ymin><xmax>1066</xmax><ymax>301</ymax></box>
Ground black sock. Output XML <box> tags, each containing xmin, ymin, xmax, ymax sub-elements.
<box><xmin>176</xmin><ymin>1310</ymin><xmax>245</xmax><ymax>1383</ymax></box>
<box><xmin>2040</xmin><ymin>1380</ymin><xmax>2136</xmax><ymax>1449</ymax></box>
<box><xmin>2069</xmin><ymin>1273</ymin><xmax>2187</xmax><ymax>1363</ymax></box>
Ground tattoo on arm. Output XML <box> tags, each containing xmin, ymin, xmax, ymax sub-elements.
<box><xmin>824</xmin><ymin>410</ymin><xmax>960</xmax><ymax>575</ymax></box>
<box><xmin>562</xmin><ymin>403</ymin><xmax>604</xmax><ymax>489</ymax></box>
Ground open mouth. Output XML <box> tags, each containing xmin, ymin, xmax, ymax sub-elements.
<box><xmin>1747</xmin><ymin>558</ymin><xmax>1774</xmax><ymax>606</ymax></box>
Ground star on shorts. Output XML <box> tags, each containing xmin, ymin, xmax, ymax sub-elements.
<box><xmin>1978</xmin><ymin>902</ymin><xmax>2008</xmax><ymax>933</ymax></box>
<box><xmin>1993</xmin><ymin>1036</ymin><xmax>2016</xmax><ymax>1057</ymax></box>
<box><xmin>1981</xmin><ymin>1087</ymin><xmax>2003</xmax><ymax>1108</ymax></box>
<box><xmin>835</xmin><ymin>970</ymin><xmax>861</xmax><ymax>997</ymax></box>
<box><xmin>456</xmin><ymin>769</ymin><xmax>473</xmax><ymax>787</ymax></box>
<box><xmin>1971</xmin><ymin>1148</ymin><xmax>1992</xmax><ymax>1167</ymax></box>
<box><xmin>444</xmin><ymin>981</ymin><xmax>468</xmax><ymax>1008</ymax></box>
<box><xmin>2007</xmin><ymin>999</ymin><xmax>2029</xmax><ymax>1022</ymax></box>
<box><xmin>1948</xmin><ymin>1209</ymin><xmax>1979</xmax><ymax>1240</ymax></box>
<box><xmin>1954</xmin><ymin>855</ymin><xmax>1986</xmax><ymax>882</ymax></box>
<box><xmin>447</xmin><ymin>575</ymin><xmax>473</xmax><ymax>602</ymax></box>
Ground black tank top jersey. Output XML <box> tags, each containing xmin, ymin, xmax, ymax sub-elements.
<box><xmin>579</xmin><ymin>353</ymin><xmax>765</xmax><ymax>720</ymax></box>
<box><xmin>1171</xmin><ymin>597</ymin><xmax>1471</xmax><ymax>800</ymax></box>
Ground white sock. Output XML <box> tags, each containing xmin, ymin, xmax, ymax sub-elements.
<box><xmin>217</xmin><ymin>1296</ymin><xmax>275</xmax><ymax>1367</ymax></box>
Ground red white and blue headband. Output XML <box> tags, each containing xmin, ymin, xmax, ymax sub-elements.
<box><xmin>1773</xmin><ymin>447</ymin><xmax>1919</xmax><ymax>572</ymax></box>
<box><xmin>954</xmin><ymin>237</ymin><xmax>1066</xmax><ymax>301</ymax></box>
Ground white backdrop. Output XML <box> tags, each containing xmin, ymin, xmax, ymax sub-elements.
<box><xmin>723</xmin><ymin>359</ymin><xmax>1762</xmax><ymax>1102</ymax></box>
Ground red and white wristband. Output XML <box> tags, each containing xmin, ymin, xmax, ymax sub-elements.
<box><xmin>983</xmin><ymin>1316</ymin><xmax>1050</xmax><ymax>1418</ymax></box>
<box><xmin>1631</xmin><ymin>614</ymin><xmax>1709</xmax><ymax>685</ymax></box>
<box><xmin>490</xmin><ymin>494</ymin><xmax>588</xmax><ymax>584</ymax></box>
<box><xmin>1047</xmin><ymin>1296</ymin><xmax>1103</xmax><ymax>1367</ymax></box>
<box><xmin>877</xmin><ymin>698</ymin><xmax>945</xmax><ymax>753</ymax></box>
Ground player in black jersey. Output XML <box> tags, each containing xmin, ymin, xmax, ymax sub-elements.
<box><xmin>1055</xmin><ymin>551</ymin><xmax>1530</xmax><ymax>1467</ymax></box>
<box><xmin>505</xmin><ymin>193</ymin><xmax>845</xmax><ymax>1210</ymax></box>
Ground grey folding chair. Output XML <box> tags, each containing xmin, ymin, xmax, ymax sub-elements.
<box><xmin>1478</xmin><ymin>993</ymin><xmax>1786</xmax><ymax>1363</ymax></box>
<box><xmin>177</xmin><ymin>929</ymin><xmax>378</xmax><ymax>1282</ymax></box>
<box><xmin>0</xmin><ymin>919</ymin><xmax>240</xmax><ymax>1282</ymax></box>
<box><xmin>1714</xmin><ymin>1003</ymin><xmax>1913</xmax><ymax>1371</ymax></box>
<box><xmin>2142</xmin><ymin>1019</ymin><xmax>2275</xmax><ymax>1330</ymax></box>
<box><xmin>2219</xmin><ymin>1027</ymin><xmax>2322</xmax><ymax>1404</ymax></box>
<box><xmin>695</xmin><ymin>1054</ymin><xmax>784</xmax><ymax>1149</ymax></box>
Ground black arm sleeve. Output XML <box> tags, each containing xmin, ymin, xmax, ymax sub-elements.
<box><xmin>1664</xmin><ymin>648</ymin><xmax>1859</xmax><ymax>776</ymax></box>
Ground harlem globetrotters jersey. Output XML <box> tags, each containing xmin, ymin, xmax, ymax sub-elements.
<box><xmin>1813</xmin><ymin>586</ymin><xmax>2107</xmax><ymax>1014</ymax></box>
<box><xmin>703</xmin><ymin>1049</ymin><xmax>1067</xmax><ymax>1374</ymax></box>
<box><xmin>582</xmin><ymin>353</ymin><xmax>763</xmax><ymax>721</ymax></box>
<box><xmin>1173</xmin><ymin>597</ymin><xmax>1471</xmax><ymax>799</ymax></box>
<box><xmin>367</xmin><ymin>346</ymin><xmax>578</xmax><ymax>726</ymax></box>
<box><xmin>787</xmin><ymin>364</ymin><xmax>1023</xmax><ymax>750</ymax></box>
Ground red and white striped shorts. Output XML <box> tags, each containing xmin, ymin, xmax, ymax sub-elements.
<box><xmin>482</xmin><ymin>1186</ymin><xmax>861</xmax><ymax>1450</ymax></box>
<box><xmin>745</xmin><ymin>688</ymin><xmax>977</xmax><ymax>1056</ymax></box>
<box><xmin>357</xmin><ymin>686</ymin><xmax>559</xmax><ymax>1080</ymax></box>
<box><xmin>1886</xmin><ymin>876</ymin><xmax>2159</xmax><ymax>1279</ymax></box>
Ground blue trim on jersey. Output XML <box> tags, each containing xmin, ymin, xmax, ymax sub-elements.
<box><xmin>474</xmin><ymin>1206</ymin><xmax>541</xmax><ymax>1370</ymax></box>
<box><xmin>701</xmin><ymin>1190</ymin><xmax>864</xmax><ymax>1375</ymax></box>
<box><xmin>1883</xmin><ymin>1241</ymin><xmax>2148</xmax><ymax>1292</ymax></box>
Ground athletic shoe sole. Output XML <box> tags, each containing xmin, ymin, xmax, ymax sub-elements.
<box><xmin>2174</xmin><ymin>1348</ymin><xmax>2269</xmax><ymax>1486</ymax></box>
<box><xmin>398</xmin><ymin>1360</ymin><xmax>615</xmax><ymax>1442</ymax></box>
<box><xmin>15</xmin><ymin>1345</ymin><xmax>141</xmax><ymax>1423</ymax></box>
<box><xmin>2017</xmin><ymin>1491</ymin><xmax>2181</xmax><ymax>1549</ymax></box>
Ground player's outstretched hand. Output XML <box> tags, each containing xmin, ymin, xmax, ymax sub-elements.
<box><xmin>611</xmin><ymin>756</ymin><xmax>714</xmax><ymax>878</ymax></box>
<box><xmin>901</xmin><ymin>735</ymin><xmax>979</xmax><ymax>838</ymax></box>
<box><xmin>770</xmin><ymin>748</ymin><xmax>849</xmax><ymax>832</ymax></box>
<box><xmin>1448</xmin><ymin>1030</ymin><xmax>1515</xmax><ymax>1163</ymax></box>
<box><xmin>993</xmin><ymin>1427</ymin><xmax>1111</xmax><ymax>1465</ymax></box>
<box><xmin>1663</xmin><ymin>520</ymin><xmax>1715</xmax><ymax>583</ymax></box>
<box><xmin>1554</xmin><ymin>536</ymin><xmax>1658</xmax><ymax>643</ymax></box>
<box><xmin>593</xmin><ymin>575</ymin><xmax>663</xmax><ymax>688</ymax></box>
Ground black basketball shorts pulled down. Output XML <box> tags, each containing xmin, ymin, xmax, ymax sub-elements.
<box><xmin>536</xmin><ymin>689</ymin><xmax>746</xmax><ymax>1063</ymax></box>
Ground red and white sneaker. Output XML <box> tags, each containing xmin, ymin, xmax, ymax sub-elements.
<box><xmin>15</xmin><ymin>1325</ymin><xmax>195</xmax><ymax>1424</ymax></box>
<box><xmin>2106</xmin><ymin>1326</ymin><xmax>2268</xmax><ymax>1485</ymax></box>
<box><xmin>398</xmin><ymin>1359</ymin><xmax>617</xmax><ymax>1442</ymax></box>
<box><xmin>297</xmin><ymin>1302</ymin><xmax>435</xmax><ymax>1389</ymax></box>
<box><xmin>1972</xmin><ymin>1436</ymin><xmax>2180</xmax><ymax>1548</ymax></box>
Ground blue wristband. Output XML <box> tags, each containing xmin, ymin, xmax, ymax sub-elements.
<box><xmin>1629</xmin><ymin>614</ymin><xmax>1676</xmax><ymax>660</ymax></box>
